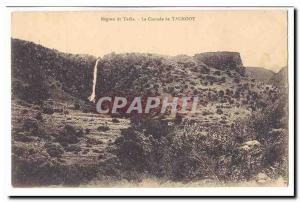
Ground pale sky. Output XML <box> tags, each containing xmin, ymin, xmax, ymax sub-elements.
<box><xmin>11</xmin><ymin>10</ymin><xmax>287</xmax><ymax>72</ymax></box>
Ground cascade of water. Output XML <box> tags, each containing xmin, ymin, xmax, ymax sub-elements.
<box><xmin>88</xmin><ymin>58</ymin><xmax>100</xmax><ymax>103</ymax></box>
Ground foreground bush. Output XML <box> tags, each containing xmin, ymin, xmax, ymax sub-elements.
<box><xmin>114</xmin><ymin>95</ymin><xmax>288</xmax><ymax>183</ymax></box>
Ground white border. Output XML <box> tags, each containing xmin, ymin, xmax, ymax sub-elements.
<box><xmin>2</xmin><ymin>6</ymin><xmax>295</xmax><ymax>197</ymax></box>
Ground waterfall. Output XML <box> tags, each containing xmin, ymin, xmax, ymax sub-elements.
<box><xmin>88</xmin><ymin>58</ymin><xmax>100</xmax><ymax>103</ymax></box>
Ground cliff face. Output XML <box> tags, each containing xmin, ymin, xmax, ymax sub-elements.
<box><xmin>194</xmin><ymin>52</ymin><xmax>244</xmax><ymax>72</ymax></box>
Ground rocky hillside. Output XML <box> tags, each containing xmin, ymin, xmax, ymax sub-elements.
<box><xmin>95</xmin><ymin>52</ymin><xmax>245</xmax><ymax>96</ymax></box>
<box><xmin>268</xmin><ymin>67</ymin><xmax>288</xmax><ymax>89</ymax></box>
<box><xmin>93</xmin><ymin>51</ymin><xmax>278</xmax><ymax>125</ymax></box>
<box><xmin>11</xmin><ymin>38</ymin><xmax>97</xmax><ymax>103</ymax></box>
<box><xmin>11</xmin><ymin>38</ymin><xmax>281</xmax><ymax>126</ymax></box>
<box><xmin>95</xmin><ymin>51</ymin><xmax>246</xmax><ymax>98</ymax></box>
<box><xmin>11</xmin><ymin>38</ymin><xmax>288</xmax><ymax>187</ymax></box>
<box><xmin>12</xmin><ymin>39</ymin><xmax>274</xmax><ymax>120</ymax></box>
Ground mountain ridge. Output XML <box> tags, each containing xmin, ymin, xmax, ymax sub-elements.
<box><xmin>245</xmin><ymin>66</ymin><xmax>275</xmax><ymax>82</ymax></box>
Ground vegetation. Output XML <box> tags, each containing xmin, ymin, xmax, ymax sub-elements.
<box><xmin>113</xmin><ymin>95</ymin><xmax>288</xmax><ymax>183</ymax></box>
<box><xmin>11</xmin><ymin>38</ymin><xmax>288</xmax><ymax>187</ymax></box>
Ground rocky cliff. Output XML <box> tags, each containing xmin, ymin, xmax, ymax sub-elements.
<box><xmin>194</xmin><ymin>52</ymin><xmax>244</xmax><ymax>72</ymax></box>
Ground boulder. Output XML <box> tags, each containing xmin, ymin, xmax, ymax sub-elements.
<box><xmin>255</xmin><ymin>173</ymin><xmax>270</xmax><ymax>184</ymax></box>
<box><xmin>239</xmin><ymin>140</ymin><xmax>261</xmax><ymax>151</ymax></box>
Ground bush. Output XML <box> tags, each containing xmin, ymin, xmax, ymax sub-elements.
<box><xmin>175</xmin><ymin>114</ymin><xmax>183</xmax><ymax>124</ymax></box>
<box><xmin>114</xmin><ymin>119</ymin><xmax>225</xmax><ymax>181</ymax></box>
<box><xmin>42</xmin><ymin>106</ymin><xmax>54</xmax><ymax>115</ymax></box>
<box><xmin>113</xmin><ymin>94</ymin><xmax>288</xmax><ymax>182</ymax></box>
<box><xmin>115</xmin><ymin>127</ymin><xmax>152</xmax><ymax>172</ymax></box>
<box><xmin>12</xmin><ymin>155</ymin><xmax>99</xmax><ymax>186</ymax></box>
<box><xmin>200</xmin><ymin>66</ymin><xmax>210</xmax><ymax>74</ymax></box>
<box><xmin>97</xmin><ymin>125</ymin><xmax>110</xmax><ymax>132</ymax></box>
<box><xmin>85</xmin><ymin>128</ymin><xmax>91</xmax><ymax>134</ymax></box>
<box><xmin>74</xmin><ymin>102</ymin><xmax>80</xmax><ymax>110</ymax></box>
<box><xmin>23</xmin><ymin>118</ymin><xmax>39</xmax><ymax>132</ymax></box>
<box><xmin>250</xmin><ymin>96</ymin><xmax>288</xmax><ymax>174</ymax></box>
<box><xmin>55</xmin><ymin>125</ymin><xmax>83</xmax><ymax>144</ymax></box>
<box><xmin>14</xmin><ymin>132</ymin><xmax>36</xmax><ymax>142</ymax></box>
<box><xmin>45</xmin><ymin>143</ymin><xmax>64</xmax><ymax>158</ymax></box>
<box><xmin>214</xmin><ymin>70</ymin><xmax>221</xmax><ymax>76</ymax></box>
<box><xmin>216</xmin><ymin>109</ymin><xmax>223</xmax><ymax>115</ymax></box>
<box><xmin>112</xmin><ymin>118</ymin><xmax>120</xmax><ymax>123</ymax></box>
<box><xmin>65</xmin><ymin>144</ymin><xmax>81</xmax><ymax>152</ymax></box>
<box><xmin>35</xmin><ymin>112</ymin><xmax>43</xmax><ymax>121</ymax></box>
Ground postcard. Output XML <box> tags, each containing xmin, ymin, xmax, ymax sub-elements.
<box><xmin>9</xmin><ymin>7</ymin><xmax>295</xmax><ymax>197</ymax></box>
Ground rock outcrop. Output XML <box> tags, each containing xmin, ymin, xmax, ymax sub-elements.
<box><xmin>194</xmin><ymin>51</ymin><xmax>244</xmax><ymax>73</ymax></box>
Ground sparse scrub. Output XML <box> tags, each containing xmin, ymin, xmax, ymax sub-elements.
<box><xmin>11</xmin><ymin>39</ymin><xmax>288</xmax><ymax>187</ymax></box>
<box><xmin>113</xmin><ymin>96</ymin><xmax>288</xmax><ymax>183</ymax></box>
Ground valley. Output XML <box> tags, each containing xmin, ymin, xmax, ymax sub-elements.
<box><xmin>11</xmin><ymin>38</ymin><xmax>288</xmax><ymax>187</ymax></box>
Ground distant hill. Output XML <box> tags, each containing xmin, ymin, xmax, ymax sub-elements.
<box><xmin>13</xmin><ymin>38</ymin><xmax>251</xmax><ymax>105</ymax></box>
<box><xmin>268</xmin><ymin>67</ymin><xmax>288</xmax><ymax>89</ymax></box>
<box><xmin>94</xmin><ymin>51</ymin><xmax>248</xmax><ymax>99</ymax></box>
<box><xmin>11</xmin><ymin>38</ymin><xmax>96</xmax><ymax>103</ymax></box>
<box><xmin>246</xmin><ymin>67</ymin><xmax>275</xmax><ymax>82</ymax></box>
<box><xmin>12</xmin><ymin>38</ymin><xmax>275</xmax><ymax>117</ymax></box>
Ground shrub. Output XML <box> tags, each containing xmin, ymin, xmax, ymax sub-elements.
<box><xmin>86</xmin><ymin>137</ymin><xmax>103</xmax><ymax>145</ymax></box>
<box><xmin>250</xmin><ymin>96</ymin><xmax>288</xmax><ymax>173</ymax></box>
<box><xmin>114</xmin><ymin>127</ymin><xmax>152</xmax><ymax>172</ymax></box>
<box><xmin>22</xmin><ymin>109</ymin><xmax>28</xmax><ymax>114</ymax></box>
<box><xmin>114</xmin><ymin>94</ymin><xmax>288</xmax><ymax>183</ymax></box>
<box><xmin>65</xmin><ymin>144</ymin><xmax>81</xmax><ymax>152</ymax></box>
<box><xmin>14</xmin><ymin>132</ymin><xmax>36</xmax><ymax>142</ymax></box>
<box><xmin>175</xmin><ymin>114</ymin><xmax>183</xmax><ymax>124</ymax></box>
<box><xmin>45</xmin><ymin>143</ymin><xmax>64</xmax><ymax>158</ymax></box>
<box><xmin>202</xmin><ymin>110</ymin><xmax>211</xmax><ymax>116</ymax></box>
<box><xmin>12</xmin><ymin>154</ymin><xmax>99</xmax><ymax>186</ymax></box>
<box><xmin>219</xmin><ymin>77</ymin><xmax>226</xmax><ymax>83</ymax></box>
<box><xmin>214</xmin><ymin>70</ymin><xmax>221</xmax><ymax>76</ymax></box>
<box><xmin>216</xmin><ymin>109</ymin><xmax>223</xmax><ymax>115</ymax></box>
<box><xmin>234</xmin><ymin>78</ymin><xmax>240</xmax><ymax>83</ymax></box>
<box><xmin>112</xmin><ymin>118</ymin><xmax>120</xmax><ymax>123</ymax></box>
<box><xmin>85</xmin><ymin>128</ymin><xmax>91</xmax><ymax>134</ymax></box>
<box><xmin>23</xmin><ymin>118</ymin><xmax>39</xmax><ymax>132</ymax></box>
<box><xmin>42</xmin><ymin>106</ymin><xmax>54</xmax><ymax>115</ymax></box>
<box><xmin>200</xmin><ymin>66</ymin><xmax>210</xmax><ymax>74</ymax></box>
<box><xmin>97</xmin><ymin>125</ymin><xmax>110</xmax><ymax>132</ymax></box>
<box><xmin>113</xmin><ymin>120</ymin><xmax>209</xmax><ymax>180</ymax></box>
<box><xmin>218</xmin><ymin>90</ymin><xmax>224</xmax><ymax>97</ymax></box>
<box><xmin>74</xmin><ymin>102</ymin><xmax>80</xmax><ymax>110</ymax></box>
<box><xmin>35</xmin><ymin>112</ymin><xmax>43</xmax><ymax>121</ymax></box>
<box><xmin>55</xmin><ymin>125</ymin><xmax>83</xmax><ymax>144</ymax></box>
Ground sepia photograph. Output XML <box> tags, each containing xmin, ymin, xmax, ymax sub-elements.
<box><xmin>7</xmin><ymin>7</ymin><xmax>294</xmax><ymax>196</ymax></box>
